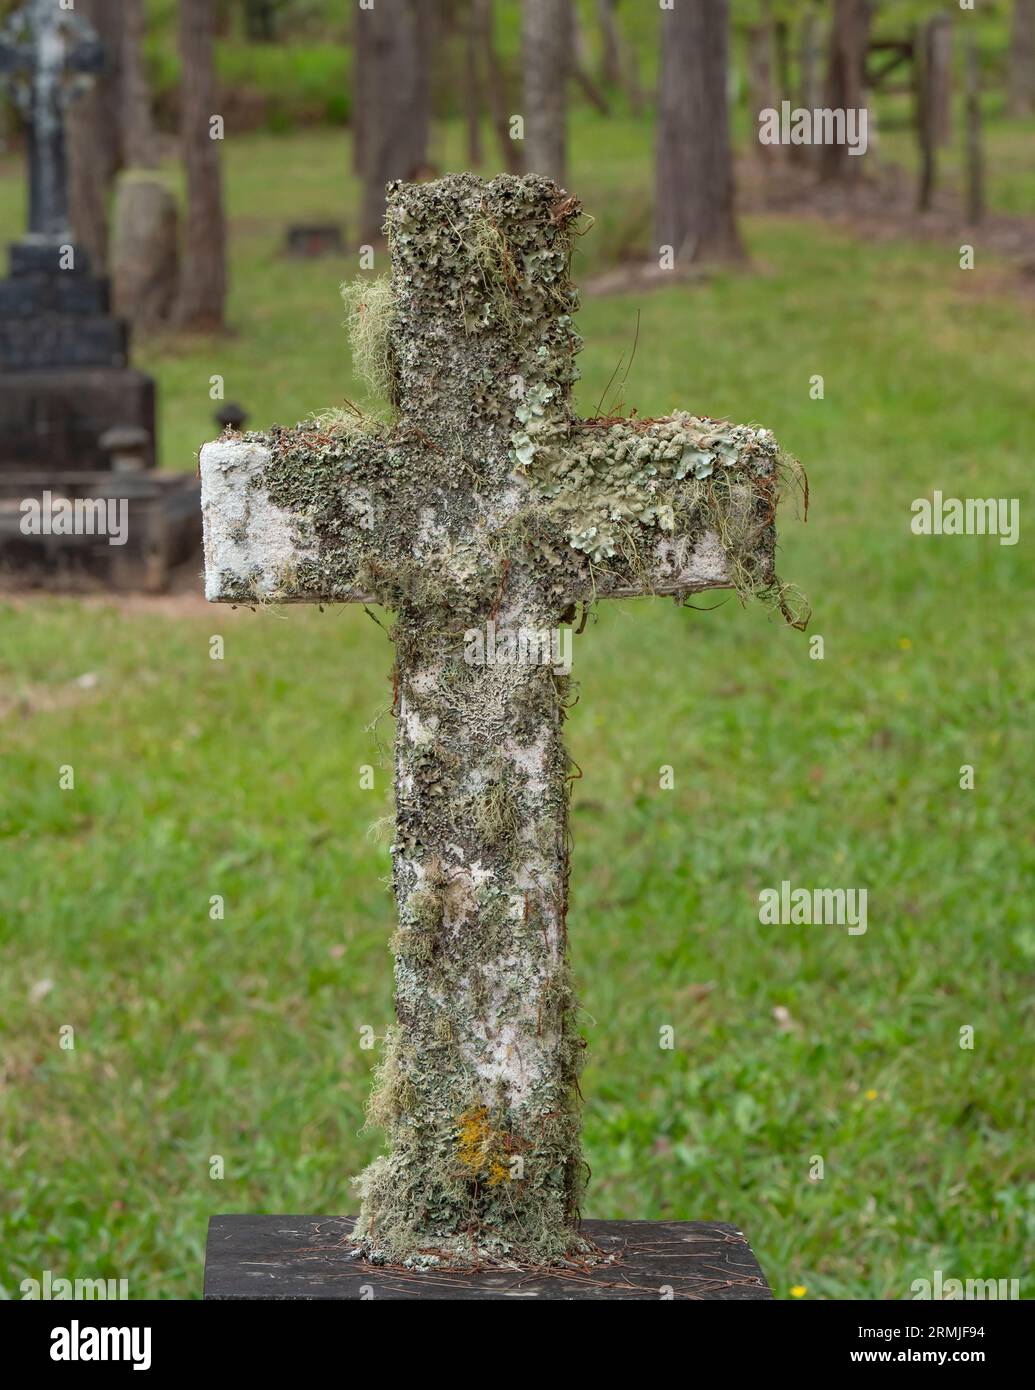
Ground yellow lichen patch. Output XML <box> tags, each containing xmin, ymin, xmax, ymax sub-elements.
<box><xmin>457</xmin><ymin>1106</ymin><xmax>510</xmax><ymax>1187</ymax></box>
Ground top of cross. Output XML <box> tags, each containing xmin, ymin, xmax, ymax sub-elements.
<box><xmin>201</xmin><ymin>174</ymin><xmax>804</xmax><ymax>633</ymax></box>
<box><xmin>0</xmin><ymin>0</ymin><xmax>106</xmax><ymax>239</ymax></box>
<box><xmin>0</xmin><ymin>0</ymin><xmax>105</xmax><ymax>113</ymax></box>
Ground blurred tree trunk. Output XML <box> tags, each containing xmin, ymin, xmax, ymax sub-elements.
<box><xmin>747</xmin><ymin>3</ymin><xmax>778</xmax><ymax>164</ymax></box>
<box><xmin>1008</xmin><ymin>0</ymin><xmax>1035</xmax><ymax>117</ymax></box>
<box><xmin>916</xmin><ymin>14</ymin><xmax>952</xmax><ymax>211</ymax></box>
<box><xmin>355</xmin><ymin>0</ymin><xmax>436</xmax><ymax>244</ymax></box>
<box><xmin>655</xmin><ymin>0</ymin><xmax>743</xmax><ymax>266</ymax></box>
<box><xmin>175</xmin><ymin>0</ymin><xmax>227</xmax><ymax>331</ymax></box>
<box><xmin>570</xmin><ymin>3</ymin><xmax>610</xmax><ymax>115</ymax></box>
<box><xmin>799</xmin><ymin>4</ymin><xmax>823</xmax><ymax>110</ymax></box>
<box><xmin>67</xmin><ymin>0</ymin><xmax>123</xmax><ymax>267</ymax></box>
<box><xmin>352</xmin><ymin>4</ymin><xmax>367</xmax><ymax>176</ymax></box>
<box><xmin>598</xmin><ymin>0</ymin><xmax>621</xmax><ymax>86</ymax></box>
<box><xmin>623</xmin><ymin>29</ymin><xmax>644</xmax><ymax>117</ymax></box>
<box><xmin>522</xmin><ymin>0</ymin><xmax>570</xmax><ymax>184</ymax></box>
<box><xmin>820</xmin><ymin>0</ymin><xmax>872</xmax><ymax>182</ymax></box>
<box><xmin>929</xmin><ymin>13</ymin><xmax>953</xmax><ymax>147</ymax></box>
<box><xmin>121</xmin><ymin>0</ymin><xmax>156</xmax><ymax>168</ymax></box>
<box><xmin>964</xmin><ymin>29</ymin><xmax>984</xmax><ymax>226</ymax></box>
<box><xmin>774</xmin><ymin>18</ymin><xmax>791</xmax><ymax>101</ymax></box>
<box><xmin>463</xmin><ymin>0</ymin><xmax>484</xmax><ymax>166</ymax></box>
<box><xmin>916</xmin><ymin>22</ymin><xmax>936</xmax><ymax>211</ymax></box>
<box><xmin>474</xmin><ymin>0</ymin><xmax>523</xmax><ymax>172</ymax></box>
<box><xmin>791</xmin><ymin>2</ymin><xmax>823</xmax><ymax>168</ymax></box>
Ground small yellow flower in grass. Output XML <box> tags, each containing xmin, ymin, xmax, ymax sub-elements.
<box><xmin>790</xmin><ymin>1285</ymin><xmax>807</xmax><ymax>1298</ymax></box>
<box><xmin>865</xmin><ymin>1088</ymin><xmax>879</xmax><ymax>1101</ymax></box>
<box><xmin>898</xmin><ymin>637</ymin><xmax>912</xmax><ymax>651</ymax></box>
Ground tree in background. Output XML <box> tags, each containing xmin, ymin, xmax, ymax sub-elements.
<box><xmin>67</xmin><ymin>0</ymin><xmax>124</xmax><ymax>267</ymax></box>
<box><xmin>462</xmin><ymin>0</ymin><xmax>484</xmax><ymax>166</ymax></box>
<box><xmin>793</xmin><ymin>0</ymin><xmax>824</xmax><ymax>167</ymax></box>
<box><xmin>1008</xmin><ymin>0</ymin><xmax>1035</xmax><ymax>116</ymax></box>
<box><xmin>737</xmin><ymin>0</ymin><xmax>819</xmax><ymax>167</ymax></box>
<box><xmin>916</xmin><ymin>11</ymin><xmax>953</xmax><ymax>212</ymax></box>
<box><xmin>474</xmin><ymin>0</ymin><xmax>524</xmax><ymax>173</ymax></box>
<box><xmin>598</xmin><ymin>0</ymin><xmax>622</xmax><ymax>87</ymax></box>
<box><xmin>65</xmin><ymin>0</ymin><xmax>156</xmax><ymax>268</ymax></box>
<box><xmin>746</xmin><ymin>0</ymin><xmax>779</xmax><ymax>164</ymax></box>
<box><xmin>964</xmin><ymin>24</ymin><xmax>985</xmax><ymax>225</ymax></box>
<box><xmin>522</xmin><ymin>0</ymin><xmax>571</xmax><ymax>184</ymax></box>
<box><xmin>452</xmin><ymin>0</ymin><xmax>523</xmax><ymax>174</ymax></box>
<box><xmin>601</xmin><ymin>0</ymin><xmax>645</xmax><ymax>116</ymax></box>
<box><xmin>655</xmin><ymin>0</ymin><xmax>743</xmax><ymax>265</ymax></box>
<box><xmin>354</xmin><ymin>0</ymin><xmax>436</xmax><ymax>245</ymax></box>
<box><xmin>820</xmin><ymin>0</ymin><xmax>872</xmax><ymax>182</ymax></box>
<box><xmin>122</xmin><ymin>0</ymin><xmax>157</xmax><ymax>169</ymax></box>
<box><xmin>175</xmin><ymin>0</ymin><xmax>227</xmax><ymax>331</ymax></box>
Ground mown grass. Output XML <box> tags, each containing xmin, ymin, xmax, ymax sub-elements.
<box><xmin>1</xmin><ymin>115</ymin><xmax>1033</xmax><ymax>1299</ymax></box>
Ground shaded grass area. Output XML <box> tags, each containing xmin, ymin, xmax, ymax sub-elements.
<box><xmin>1</xmin><ymin>128</ymin><xmax>1033</xmax><ymax>1298</ymax></box>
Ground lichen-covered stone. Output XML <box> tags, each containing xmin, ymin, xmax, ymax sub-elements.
<box><xmin>200</xmin><ymin>173</ymin><xmax>807</xmax><ymax>1268</ymax></box>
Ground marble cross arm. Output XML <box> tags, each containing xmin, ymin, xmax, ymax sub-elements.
<box><xmin>200</xmin><ymin>433</ymin><xmax>381</xmax><ymax>604</ymax></box>
<box><xmin>523</xmin><ymin>412</ymin><xmax>781</xmax><ymax>603</ymax></box>
<box><xmin>200</xmin><ymin>412</ymin><xmax>780</xmax><ymax>609</ymax></box>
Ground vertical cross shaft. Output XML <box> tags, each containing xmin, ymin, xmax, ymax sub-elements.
<box><xmin>360</xmin><ymin>598</ymin><xmax>584</xmax><ymax>1264</ymax></box>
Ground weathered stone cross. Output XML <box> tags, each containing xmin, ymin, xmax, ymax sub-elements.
<box><xmin>201</xmin><ymin>175</ymin><xmax>798</xmax><ymax>1268</ymax></box>
<box><xmin>0</xmin><ymin>0</ymin><xmax>105</xmax><ymax>239</ymax></box>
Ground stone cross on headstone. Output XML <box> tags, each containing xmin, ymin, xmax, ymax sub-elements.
<box><xmin>0</xmin><ymin>0</ymin><xmax>105</xmax><ymax>239</ymax></box>
<box><xmin>201</xmin><ymin>174</ymin><xmax>800</xmax><ymax>1268</ymax></box>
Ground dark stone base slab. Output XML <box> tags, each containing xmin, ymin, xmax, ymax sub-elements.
<box><xmin>204</xmin><ymin>1215</ymin><xmax>772</xmax><ymax>1301</ymax></box>
<box><xmin>0</xmin><ymin>470</ymin><xmax>201</xmax><ymax>592</ymax></box>
<box><xmin>0</xmin><ymin>367</ymin><xmax>155</xmax><ymax>471</ymax></box>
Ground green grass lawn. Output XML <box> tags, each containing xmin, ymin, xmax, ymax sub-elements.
<box><xmin>1</xmin><ymin>122</ymin><xmax>1034</xmax><ymax>1299</ymax></box>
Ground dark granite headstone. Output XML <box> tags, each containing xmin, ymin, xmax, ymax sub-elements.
<box><xmin>0</xmin><ymin>1</ymin><xmax>156</xmax><ymax>475</ymax></box>
<box><xmin>204</xmin><ymin>1215</ymin><xmax>773</xmax><ymax>1301</ymax></box>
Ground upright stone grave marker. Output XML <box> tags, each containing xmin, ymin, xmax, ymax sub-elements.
<box><xmin>0</xmin><ymin>0</ymin><xmax>201</xmax><ymax>590</ymax></box>
<box><xmin>0</xmin><ymin>0</ymin><xmax>155</xmax><ymax>470</ymax></box>
<box><xmin>201</xmin><ymin>175</ymin><xmax>804</xmax><ymax>1285</ymax></box>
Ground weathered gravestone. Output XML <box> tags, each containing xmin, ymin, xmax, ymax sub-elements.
<box><xmin>201</xmin><ymin>174</ymin><xmax>803</xmax><ymax>1285</ymax></box>
<box><xmin>0</xmin><ymin>0</ymin><xmax>200</xmax><ymax>590</ymax></box>
<box><xmin>0</xmin><ymin>0</ymin><xmax>152</xmax><ymax>421</ymax></box>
